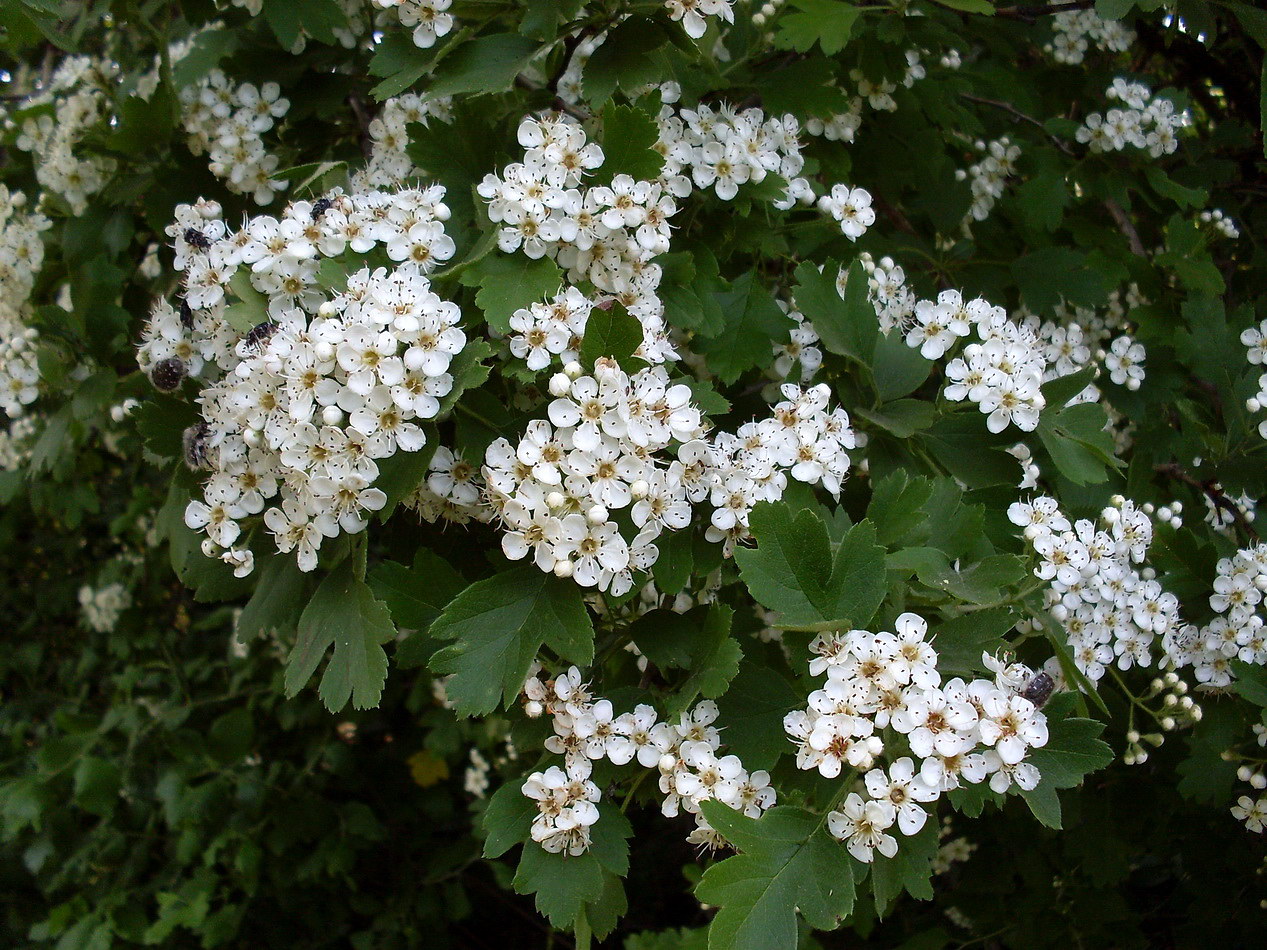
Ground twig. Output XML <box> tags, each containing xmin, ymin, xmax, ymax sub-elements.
<box><xmin>958</xmin><ymin>92</ymin><xmax>1074</xmax><ymax>155</ymax></box>
<box><xmin>346</xmin><ymin>94</ymin><xmax>375</xmax><ymax>159</ymax></box>
<box><xmin>1155</xmin><ymin>462</ymin><xmax>1260</xmax><ymax>542</ymax></box>
<box><xmin>995</xmin><ymin>0</ymin><xmax>1095</xmax><ymax>18</ymax></box>
<box><xmin>1103</xmin><ymin>198</ymin><xmax>1147</xmax><ymax>257</ymax></box>
<box><xmin>871</xmin><ymin>190</ymin><xmax>919</xmax><ymax>237</ymax></box>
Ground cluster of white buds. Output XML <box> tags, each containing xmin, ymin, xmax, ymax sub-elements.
<box><xmin>372</xmin><ymin>0</ymin><xmax>455</xmax><ymax>49</ymax></box>
<box><xmin>1045</xmin><ymin>3</ymin><xmax>1134</xmax><ymax>65</ymax></box>
<box><xmin>1011</xmin><ymin>495</ymin><xmax>1180</xmax><ymax>682</ymax></box>
<box><xmin>78</xmin><ymin>582</ymin><xmax>130</xmax><ymax>633</ymax></box>
<box><xmin>521</xmin><ymin>665</ymin><xmax>772</xmax><ymax>854</ymax></box>
<box><xmin>1103</xmin><ymin>333</ymin><xmax>1146</xmax><ymax>391</ymax></box>
<box><xmin>1198</xmin><ymin>208</ymin><xmax>1241</xmax><ymax>240</ymax></box>
<box><xmin>954</xmin><ymin>136</ymin><xmax>1021</xmax><ymax>224</ymax></box>
<box><xmin>0</xmin><ymin>187</ymin><xmax>50</xmax><ymax>418</ymax></box>
<box><xmin>1141</xmin><ymin>499</ymin><xmax>1185</xmax><ymax>531</ymax></box>
<box><xmin>11</xmin><ymin>57</ymin><xmax>116</xmax><ymax>215</ymax></box>
<box><xmin>178</xmin><ymin>69</ymin><xmax>290</xmax><ymax>205</ymax></box>
<box><xmin>664</xmin><ymin>0</ymin><xmax>735</xmax><ymax>39</ymax></box>
<box><xmin>656</xmin><ymin>103</ymin><xmax>814</xmax><ymax>209</ymax></box>
<box><xmin>138</xmin><ymin>186</ymin><xmax>463</xmax><ymax>574</ymax></box>
<box><xmin>1076</xmin><ymin>78</ymin><xmax>1187</xmax><ymax>157</ymax></box>
<box><xmin>784</xmin><ymin>614</ymin><xmax>1052</xmax><ymax>863</ymax></box>
<box><xmin>355</xmin><ymin>93</ymin><xmax>454</xmax><ymax>190</ymax></box>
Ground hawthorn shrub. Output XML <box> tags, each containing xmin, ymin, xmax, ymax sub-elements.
<box><xmin>2</xmin><ymin>1</ymin><xmax>1267</xmax><ymax>947</ymax></box>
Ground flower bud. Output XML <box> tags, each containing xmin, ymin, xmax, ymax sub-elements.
<box><xmin>553</xmin><ymin>558</ymin><xmax>574</xmax><ymax>579</ymax></box>
<box><xmin>322</xmin><ymin>406</ymin><xmax>343</xmax><ymax>426</ymax></box>
<box><xmin>587</xmin><ymin>505</ymin><xmax>609</xmax><ymax>524</ymax></box>
<box><xmin>630</xmin><ymin>479</ymin><xmax>649</xmax><ymax>500</ymax></box>
<box><xmin>658</xmin><ymin>753</ymin><xmax>677</xmax><ymax>772</ymax></box>
<box><xmin>564</xmin><ymin>361</ymin><xmax>583</xmax><ymax>379</ymax></box>
<box><xmin>549</xmin><ymin>373</ymin><xmax>571</xmax><ymax>397</ymax></box>
<box><xmin>546</xmin><ymin>491</ymin><xmax>566</xmax><ymax>509</ymax></box>
<box><xmin>525</xmin><ymin>700</ymin><xmax>544</xmax><ymax>719</ymax></box>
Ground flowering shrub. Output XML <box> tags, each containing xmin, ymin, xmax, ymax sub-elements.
<box><xmin>3</xmin><ymin>1</ymin><xmax>1267</xmax><ymax>947</ymax></box>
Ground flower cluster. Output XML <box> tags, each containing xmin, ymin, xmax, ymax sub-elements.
<box><xmin>521</xmin><ymin>665</ymin><xmax>773</xmax><ymax>854</ymax></box>
<box><xmin>1076</xmin><ymin>79</ymin><xmax>1186</xmax><ymax>158</ymax></box>
<box><xmin>1045</xmin><ymin>4</ymin><xmax>1134</xmax><ymax>65</ymax></box>
<box><xmin>178</xmin><ymin>69</ymin><xmax>290</xmax><ymax>205</ymax></box>
<box><xmin>1010</xmin><ymin>495</ymin><xmax>1180</xmax><ymax>682</ymax></box>
<box><xmin>770</xmin><ymin>301</ymin><xmax>823</xmax><ymax>383</ymax></box>
<box><xmin>0</xmin><ymin>416</ymin><xmax>36</xmax><ymax>471</ymax></box>
<box><xmin>79</xmin><ymin>582</ymin><xmax>130</xmax><ymax>633</ymax></box>
<box><xmin>372</xmin><ymin>0</ymin><xmax>455</xmax><ymax>49</ymax></box>
<box><xmin>0</xmin><ymin>187</ymin><xmax>50</xmax><ymax>417</ymax></box>
<box><xmin>1166</xmin><ymin>544</ymin><xmax>1267</xmax><ymax>687</ymax></box>
<box><xmin>802</xmin><ymin>50</ymin><xmax>932</xmax><ymax>144</ymax></box>
<box><xmin>356</xmin><ymin>93</ymin><xmax>454</xmax><ymax>190</ymax></box>
<box><xmin>484</xmin><ymin>361</ymin><xmax>705</xmax><ymax>594</ymax></box>
<box><xmin>664</xmin><ymin>0</ymin><xmax>735</xmax><ymax>39</ymax></box>
<box><xmin>655</xmin><ymin>102</ymin><xmax>813</xmax><ymax>209</ymax></box>
<box><xmin>783</xmin><ymin>614</ymin><xmax>1052</xmax><ymax>862</ymax></box>
<box><xmin>955</xmin><ymin>136</ymin><xmax>1021</xmax><ymax>225</ymax></box>
<box><xmin>139</xmin><ymin>187</ymin><xmax>464</xmax><ymax>573</ymax></box>
<box><xmin>11</xmin><ymin>55</ymin><xmax>117</xmax><ymax>214</ymax></box>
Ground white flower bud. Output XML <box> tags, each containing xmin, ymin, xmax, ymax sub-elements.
<box><xmin>587</xmin><ymin>504</ymin><xmax>609</xmax><ymax>525</ymax></box>
<box><xmin>1161</xmin><ymin>716</ymin><xmax>1176</xmax><ymax>731</ymax></box>
<box><xmin>525</xmin><ymin>700</ymin><xmax>544</xmax><ymax>718</ymax></box>
<box><xmin>553</xmin><ymin>558</ymin><xmax>574</xmax><ymax>579</ymax></box>
<box><xmin>546</xmin><ymin>491</ymin><xmax>566</xmax><ymax>509</ymax></box>
<box><xmin>658</xmin><ymin>753</ymin><xmax>677</xmax><ymax>772</ymax></box>
<box><xmin>1253</xmin><ymin>772</ymin><xmax>1267</xmax><ymax>790</ymax></box>
<box><xmin>630</xmin><ymin>479</ymin><xmax>649</xmax><ymax>500</ymax></box>
<box><xmin>1164</xmin><ymin>672</ymin><xmax>1179</xmax><ymax>686</ymax></box>
<box><xmin>1239</xmin><ymin>765</ymin><xmax>1253</xmax><ymax>782</ymax></box>
<box><xmin>243</xmin><ymin>427</ymin><xmax>261</xmax><ymax>447</ymax></box>
<box><xmin>548</xmin><ymin>373</ymin><xmax>571</xmax><ymax>397</ymax></box>
<box><xmin>318</xmin><ymin>302</ymin><xmax>338</xmax><ymax>317</ymax></box>
<box><xmin>1050</xmin><ymin>604</ymin><xmax>1068</xmax><ymax>622</ymax></box>
<box><xmin>564</xmin><ymin>361</ymin><xmax>582</xmax><ymax>379</ymax></box>
<box><xmin>315</xmin><ymin>341</ymin><xmax>335</xmax><ymax>361</ymax></box>
<box><xmin>321</xmin><ymin>406</ymin><xmax>343</xmax><ymax>426</ymax></box>
<box><xmin>1248</xmin><ymin>397</ymin><xmax>1261</xmax><ymax>413</ymax></box>
<box><xmin>1127</xmin><ymin>729</ymin><xmax>1141</xmax><ymax>743</ymax></box>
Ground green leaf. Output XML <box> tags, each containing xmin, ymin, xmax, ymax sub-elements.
<box><xmin>373</xmin><ymin>435</ymin><xmax>439</xmax><ymax>519</ymax></box>
<box><xmin>1037</xmin><ymin>401</ymin><xmax>1120</xmax><ymax>486</ymax></box>
<box><xmin>696</xmin><ymin>803</ymin><xmax>855</xmax><ymax>950</ymax></box>
<box><xmin>1016</xmin><ymin>170</ymin><xmax>1068</xmax><ymax>232</ymax></box>
<box><xmin>930</xmin><ymin>0</ymin><xmax>995</xmax><ymax>12</ymax></box>
<box><xmin>774</xmin><ymin>0</ymin><xmax>861</xmax><ymax>55</ymax></box>
<box><xmin>756</xmin><ymin>58</ymin><xmax>853</xmax><ymax>119</ymax></box>
<box><xmin>261</xmin><ymin>0</ymin><xmax>347</xmax><ymax>47</ymax></box>
<box><xmin>1144</xmin><ymin>165</ymin><xmax>1208</xmax><ymax>209</ymax></box>
<box><xmin>1231</xmin><ymin>660</ymin><xmax>1267</xmax><ymax>706</ymax></box>
<box><xmin>870</xmin><ymin>820</ymin><xmax>939</xmax><ymax>914</ymax></box>
<box><xmin>73</xmin><ymin>757</ymin><xmax>121</xmax><ymax>817</ymax></box>
<box><xmin>284</xmin><ymin>560</ymin><xmax>397</xmax><ymax>712</ymax></box>
<box><xmin>674</xmin><ymin>604</ymin><xmax>743</xmax><ymax>712</ymax></box>
<box><xmin>1020</xmin><ymin>708</ymin><xmax>1114</xmax><ymax>829</ymax></box>
<box><xmin>579</xmin><ymin>302</ymin><xmax>645</xmax><ymax>369</ymax></box>
<box><xmin>482</xmin><ymin>778</ymin><xmax>536</xmax><ymax>858</ymax></box>
<box><xmin>736</xmin><ymin>503</ymin><xmax>886</xmax><ymax>629</ymax></box>
<box><xmin>866</xmin><ymin>471</ymin><xmax>933</xmax><ymax>547</ymax></box>
<box><xmin>1012</xmin><ymin>247</ymin><xmax>1111</xmax><ymax>314</ymax></box>
<box><xmin>428</xmin><ymin>34</ymin><xmax>541</xmax><ymax>99</ymax></box>
<box><xmin>582</xmin><ymin>17</ymin><xmax>671</xmax><ymax>106</ymax></box>
<box><xmin>429</xmin><ymin>566</ymin><xmax>595</xmax><ymax>716</ymax></box>
<box><xmin>930</xmin><ymin>608</ymin><xmax>1017</xmax><ymax>673</ymax></box>
<box><xmin>794</xmin><ymin>259</ymin><xmax>877</xmax><ymax>365</ymax></box>
<box><xmin>471</xmin><ymin>254</ymin><xmax>564</xmax><ymax>334</ymax></box>
<box><xmin>513</xmin><ymin>806</ymin><xmax>632</xmax><ymax>927</ymax></box>
<box><xmin>695</xmin><ymin>271</ymin><xmax>792</xmax><ymax>384</ymax></box>
<box><xmin>236</xmin><ymin>554</ymin><xmax>309</xmax><ymax>643</ymax></box>
<box><xmin>855</xmin><ymin>400</ymin><xmax>936</xmax><ymax>439</ymax></box>
<box><xmin>368</xmin><ymin>32</ymin><xmax>436</xmax><ymax>99</ymax></box>
<box><xmin>716</xmin><ymin>661</ymin><xmax>802</xmax><ymax>771</ymax></box>
<box><xmin>597</xmin><ymin>103</ymin><xmax>665</xmax><ymax>184</ymax></box>
<box><xmin>370</xmin><ymin>549</ymin><xmax>466</xmax><ymax>668</ymax></box>
<box><xmin>872</xmin><ymin>331</ymin><xmax>933</xmax><ymax>401</ymax></box>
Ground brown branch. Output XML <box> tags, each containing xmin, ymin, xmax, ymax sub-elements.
<box><xmin>871</xmin><ymin>190</ymin><xmax>918</xmax><ymax>238</ymax></box>
<box><xmin>514</xmin><ymin>75</ymin><xmax>588</xmax><ymax>121</ymax></box>
<box><xmin>1103</xmin><ymin>198</ymin><xmax>1147</xmax><ymax>257</ymax></box>
<box><xmin>1155</xmin><ymin>462</ymin><xmax>1260</xmax><ymax>542</ymax></box>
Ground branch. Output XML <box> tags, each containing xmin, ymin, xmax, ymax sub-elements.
<box><xmin>1103</xmin><ymin>198</ymin><xmax>1147</xmax><ymax>257</ymax></box>
<box><xmin>995</xmin><ymin>0</ymin><xmax>1095</xmax><ymax>18</ymax></box>
<box><xmin>958</xmin><ymin>92</ymin><xmax>1073</xmax><ymax>155</ymax></box>
<box><xmin>514</xmin><ymin>76</ymin><xmax>588</xmax><ymax>121</ymax></box>
<box><xmin>1155</xmin><ymin>462</ymin><xmax>1260</xmax><ymax>542</ymax></box>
